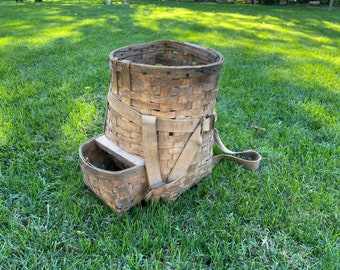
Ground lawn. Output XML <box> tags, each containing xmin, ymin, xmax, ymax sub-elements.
<box><xmin>0</xmin><ymin>0</ymin><xmax>339</xmax><ymax>269</ymax></box>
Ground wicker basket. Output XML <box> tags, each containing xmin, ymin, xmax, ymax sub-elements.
<box><xmin>104</xmin><ymin>40</ymin><xmax>224</xmax><ymax>201</ymax></box>
<box><xmin>80</xmin><ymin>40</ymin><xmax>261</xmax><ymax>212</ymax></box>
<box><xmin>79</xmin><ymin>135</ymin><xmax>148</xmax><ymax>213</ymax></box>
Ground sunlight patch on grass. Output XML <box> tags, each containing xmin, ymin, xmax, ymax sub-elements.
<box><xmin>133</xmin><ymin>6</ymin><xmax>266</xmax><ymax>47</ymax></box>
<box><xmin>61</xmin><ymin>98</ymin><xmax>97</xmax><ymax>142</ymax></box>
<box><xmin>322</xmin><ymin>20</ymin><xmax>340</xmax><ymax>32</ymax></box>
<box><xmin>133</xmin><ymin>6</ymin><xmax>262</xmax><ymax>34</ymax></box>
<box><xmin>133</xmin><ymin>6</ymin><xmax>195</xmax><ymax>31</ymax></box>
<box><xmin>131</xmin><ymin>4</ymin><xmax>339</xmax><ymax>74</ymax></box>
<box><xmin>0</xmin><ymin>115</ymin><xmax>12</xmax><ymax>147</ymax></box>
<box><xmin>302</xmin><ymin>100</ymin><xmax>339</xmax><ymax>128</ymax></box>
<box><xmin>0</xmin><ymin>37</ymin><xmax>15</xmax><ymax>48</ymax></box>
<box><xmin>32</xmin><ymin>17</ymin><xmax>111</xmax><ymax>46</ymax></box>
<box><xmin>1</xmin><ymin>12</ymin><xmax>117</xmax><ymax>48</ymax></box>
<box><xmin>43</xmin><ymin>15</ymin><xmax>75</xmax><ymax>22</ymax></box>
<box><xmin>0</xmin><ymin>1</ymin><xmax>339</xmax><ymax>268</ymax></box>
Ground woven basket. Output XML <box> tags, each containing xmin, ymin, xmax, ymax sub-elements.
<box><xmin>80</xmin><ymin>40</ymin><xmax>261</xmax><ymax>213</ymax></box>
<box><xmin>79</xmin><ymin>135</ymin><xmax>148</xmax><ymax>213</ymax></box>
<box><xmin>104</xmin><ymin>40</ymin><xmax>224</xmax><ymax>201</ymax></box>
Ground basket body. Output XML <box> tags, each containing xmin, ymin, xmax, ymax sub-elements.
<box><xmin>104</xmin><ymin>40</ymin><xmax>224</xmax><ymax>196</ymax></box>
<box><xmin>79</xmin><ymin>135</ymin><xmax>148</xmax><ymax>213</ymax></box>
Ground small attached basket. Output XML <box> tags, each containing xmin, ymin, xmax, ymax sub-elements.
<box><xmin>79</xmin><ymin>135</ymin><xmax>148</xmax><ymax>213</ymax></box>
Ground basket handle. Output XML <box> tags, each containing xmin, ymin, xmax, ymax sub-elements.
<box><xmin>213</xmin><ymin>128</ymin><xmax>261</xmax><ymax>170</ymax></box>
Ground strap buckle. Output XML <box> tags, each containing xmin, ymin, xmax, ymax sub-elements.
<box><xmin>202</xmin><ymin>114</ymin><xmax>216</xmax><ymax>132</ymax></box>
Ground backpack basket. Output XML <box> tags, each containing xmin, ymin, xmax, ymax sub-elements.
<box><xmin>79</xmin><ymin>40</ymin><xmax>261</xmax><ymax>213</ymax></box>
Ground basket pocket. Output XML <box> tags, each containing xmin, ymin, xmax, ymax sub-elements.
<box><xmin>79</xmin><ymin>135</ymin><xmax>148</xmax><ymax>213</ymax></box>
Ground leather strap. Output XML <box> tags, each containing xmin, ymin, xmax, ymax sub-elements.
<box><xmin>144</xmin><ymin>116</ymin><xmax>214</xmax><ymax>200</ymax></box>
<box><xmin>120</xmin><ymin>60</ymin><xmax>131</xmax><ymax>90</ymax></box>
<box><xmin>167</xmin><ymin>121</ymin><xmax>203</xmax><ymax>183</ymax></box>
<box><xmin>107</xmin><ymin>93</ymin><xmax>200</xmax><ymax>132</ymax></box>
<box><xmin>106</xmin><ymin>94</ymin><xmax>261</xmax><ymax>202</ymax></box>
<box><xmin>213</xmin><ymin>128</ymin><xmax>261</xmax><ymax>170</ymax></box>
<box><xmin>142</xmin><ymin>115</ymin><xmax>164</xmax><ymax>189</ymax></box>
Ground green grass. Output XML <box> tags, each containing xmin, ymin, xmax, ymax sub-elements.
<box><xmin>0</xmin><ymin>0</ymin><xmax>339</xmax><ymax>269</ymax></box>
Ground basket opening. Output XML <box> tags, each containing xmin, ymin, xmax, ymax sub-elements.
<box><xmin>131</xmin><ymin>51</ymin><xmax>208</xmax><ymax>67</ymax></box>
<box><xmin>111</xmin><ymin>41</ymin><xmax>223</xmax><ymax>67</ymax></box>
<box><xmin>86</xmin><ymin>146</ymin><xmax>131</xmax><ymax>172</ymax></box>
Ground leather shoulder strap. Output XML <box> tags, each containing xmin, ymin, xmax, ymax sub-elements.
<box><xmin>213</xmin><ymin>129</ymin><xmax>261</xmax><ymax>170</ymax></box>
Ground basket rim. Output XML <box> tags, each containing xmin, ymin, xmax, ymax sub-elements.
<box><xmin>79</xmin><ymin>134</ymin><xmax>145</xmax><ymax>175</ymax></box>
<box><xmin>109</xmin><ymin>40</ymin><xmax>224</xmax><ymax>70</ymax></box>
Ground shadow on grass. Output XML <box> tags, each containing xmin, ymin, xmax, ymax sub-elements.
<box><xmin>0</xmin><ymin>1</ymin><xmax>339</xmax><ymax>268</ymax></box>
<box><xmin>0</xmin><ymin>0</ymin><xmax>339</xmax><ymax>209</ymax></box>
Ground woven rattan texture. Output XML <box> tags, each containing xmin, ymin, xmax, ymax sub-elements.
<box><xmin>105</xmin><ymin>99</ymin><xmax>215</xmax><ymax>184</ymax></box>
<box><xmin>110</xmin><ymin>64</ymin><xmax>220</xmax><ymax>119</ymax></box>
<box><xmin>79</xmin><ymin>138</ymin><xmax>148</xmax><ymax>213</ymax></box>
<box><xmin>108</xmin><ymin>40</ymin><xmax>222</xmax><ymax>120</ymax></box>
<box><xmin>105</xmin><ymin>41</ymin><xmax>223</xmax><ymax>182</ymax></box>
<box><xmin>164</xmin><ymin>130</ymin><xmax>215</xmax><ymax>201</ymax></box>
